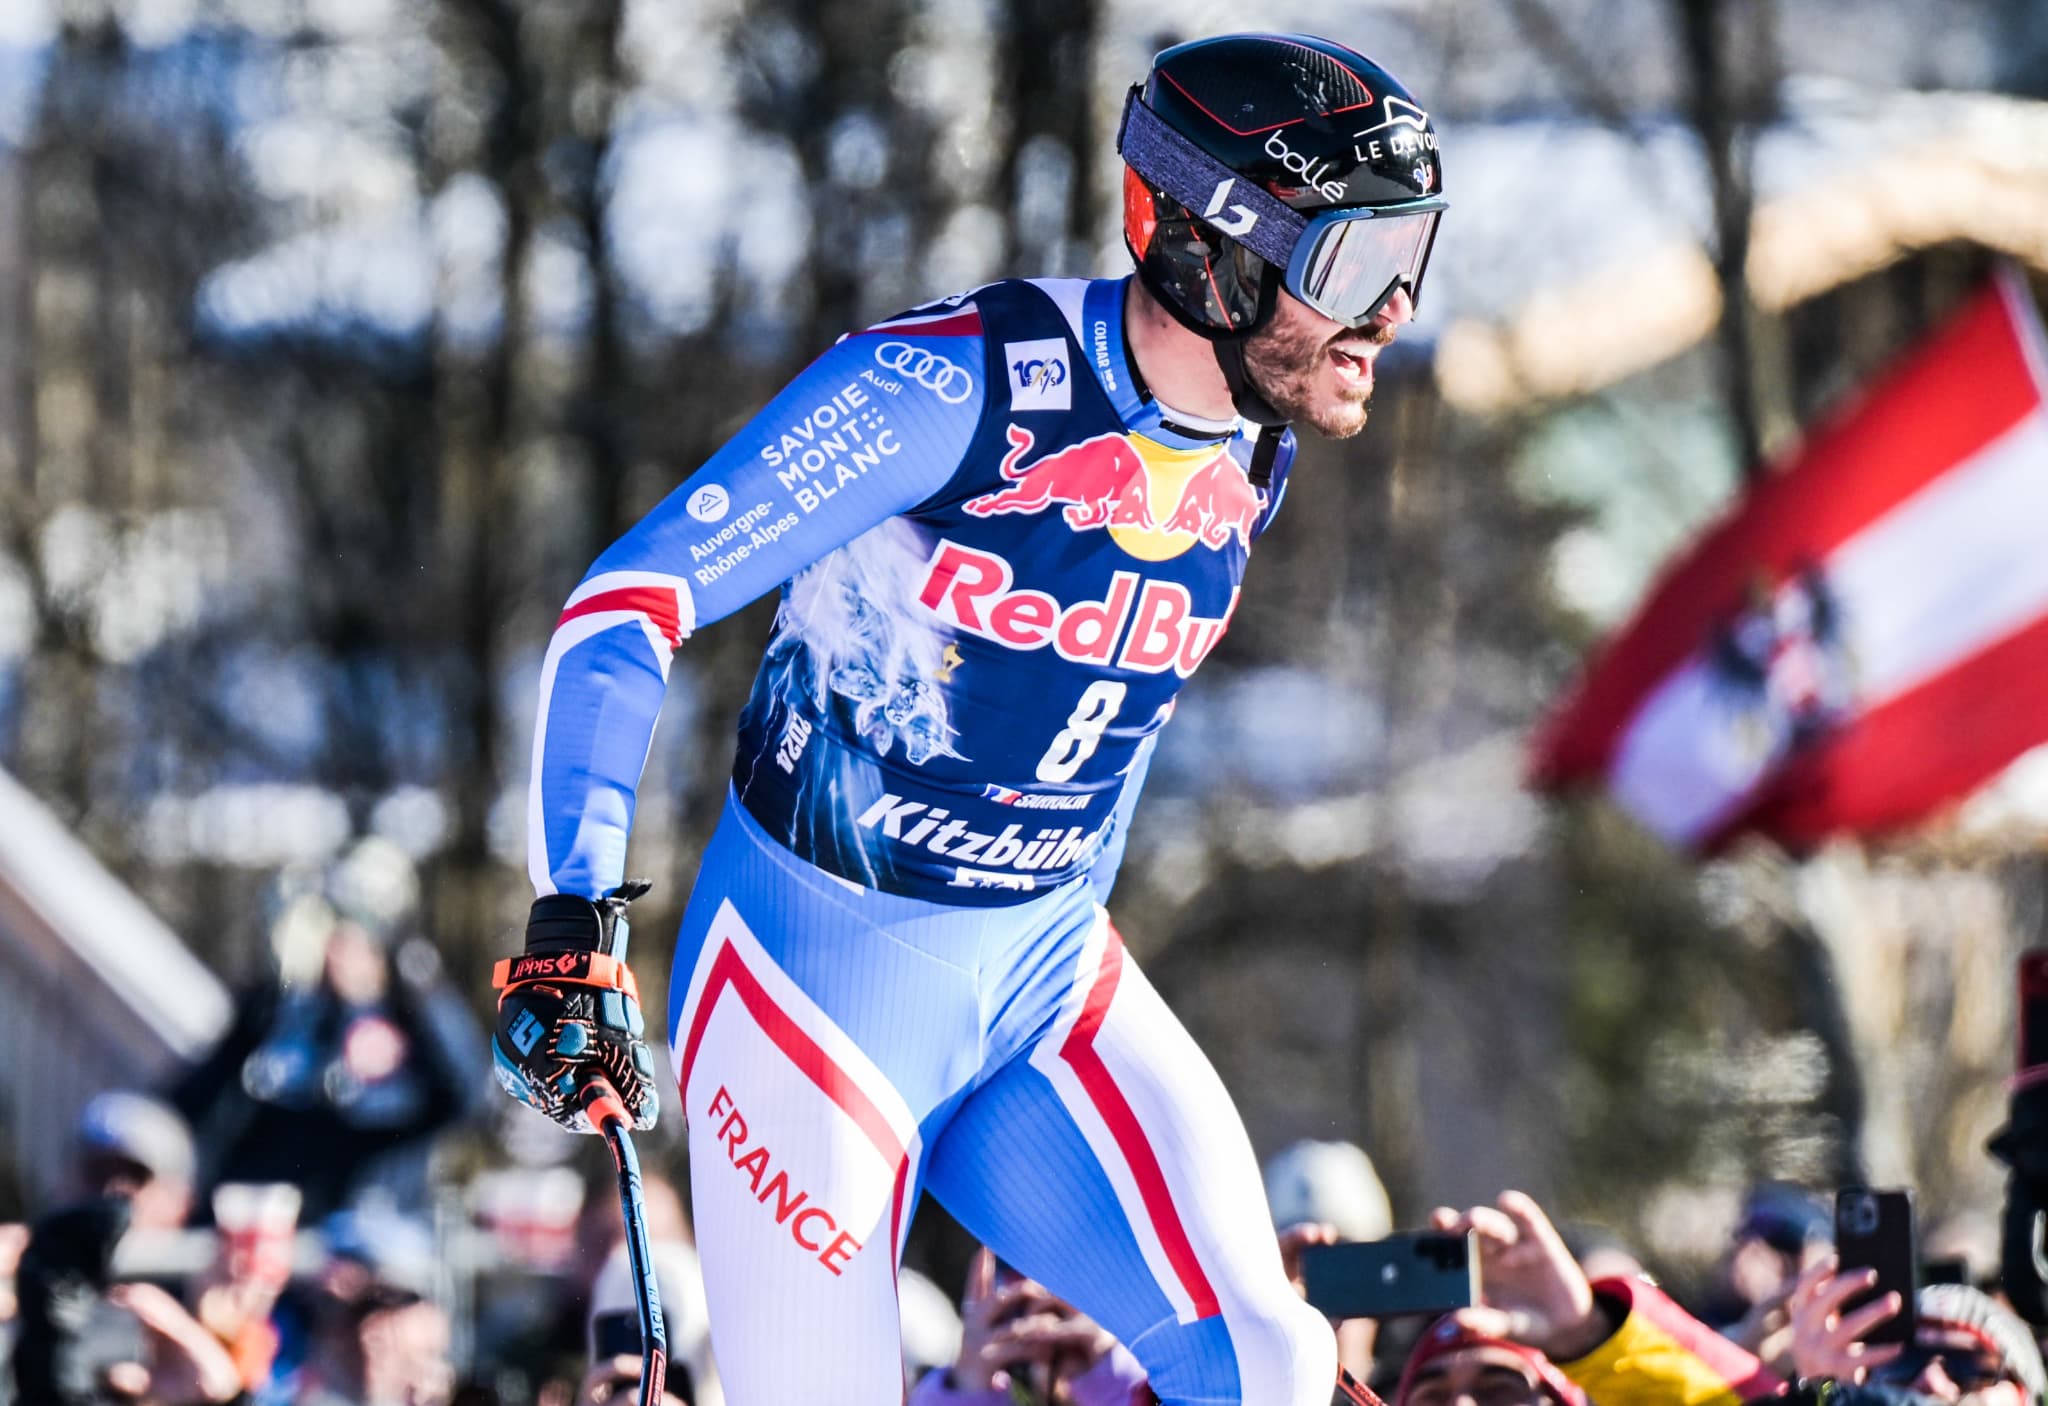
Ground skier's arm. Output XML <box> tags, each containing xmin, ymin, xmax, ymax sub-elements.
<box><xmin>496</xmin><ymin>311</ymin><xmax>986</xmax><ymax>1132</ymax></box>
<box><xmin>530</xmin><ymin>312</ymin><xmax>986</xmax><ymax>900</ymax></box>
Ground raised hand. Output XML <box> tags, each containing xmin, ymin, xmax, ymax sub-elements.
<box><xmin>1785</xmin><ymin>1257</ymin><xmax>1904</xmax><ymax>1384</ymax></box>
<box><xmin>1429</xmin><ymin>1190</ymin><xmax>1607</xmax><ymax>1359</ymax></box>
<box><xmin>948</xmin><ymin>1248</ymin><xmax>1117</xmax><ymax>1396</ymax></box>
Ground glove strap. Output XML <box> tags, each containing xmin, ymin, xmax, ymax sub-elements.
<box><xmin>492</xmin><ymin>948</ymin><xmax>642</xmax><ymax>1003</ymax></box>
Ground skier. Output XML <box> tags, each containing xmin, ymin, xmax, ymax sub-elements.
<box><xmin>492</xmin><ymin>32</ymin><xmax>1446</xmax><ymax>1405</ymax></box>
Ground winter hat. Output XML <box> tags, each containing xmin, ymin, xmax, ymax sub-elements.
<box><xmin>1263</xmin><ymin>1140</ymin><xmax>1394</xmax><ymax>1242</ymax></box>
<box><xmin>77</xmin><ymin>1091</ymin><xmax>195</xmax><ymax>1185</ymax></box>
<box><xmin>1395</xmin><ymin>1317</ymin><xmax>1589</xmax><ymax>1406</ymax></box>
<box><xmin>1916</xmin><ymin>1282</ymin><xmax>2046</xmax><ymax>1405</ymax></box>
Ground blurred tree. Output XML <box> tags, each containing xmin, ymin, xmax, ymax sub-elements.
<box><xmin>997</xmin><ymin>0</ymin><xmax>1100</xmax><ymax>275</ymax></box>
<box><xmin>730</xmin><ymin>0</ymin><xmax>941</xmax><ymax>350</ymax></box>
<box><xmin>417</xmin><ymin>0</ymin><xmax>624</xmax><ymax>969</ymax></box>
<box><xmin>1670</xmin><ymin>0</ymin><xmax>1790</xmax><ymax>475</ymax></box>
<box><xmin>6</xmin><ymin>4</ymin><xmax>262</xmax><ymax>914</ymax></box>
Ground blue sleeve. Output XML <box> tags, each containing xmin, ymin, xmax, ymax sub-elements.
<box><xmin>528</xmin><ymin>311</ymin><xmax>988</xmax><ymax>897</ymax></box>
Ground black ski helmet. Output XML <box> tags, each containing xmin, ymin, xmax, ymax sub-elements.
<box><xmin>1121</xmin><ymin>33</ymin><xmax>1445</xmax><ymax>340</ymax></box>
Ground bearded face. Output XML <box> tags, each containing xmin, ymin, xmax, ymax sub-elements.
<box><xmin>1242</xmin><ymin>286</ymin><xmax>1410</xmax><ymax>439</ymax></box>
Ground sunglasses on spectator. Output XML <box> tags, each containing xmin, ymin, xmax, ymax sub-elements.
<box><xmin>1871</xmin><ymin>1349</ymin><xmax>2013</xmax><ymax>1391</ymax></box>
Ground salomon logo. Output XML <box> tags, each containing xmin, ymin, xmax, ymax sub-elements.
<box><xmin>874</xmin><ymin>342</ymin><xmax>974</xmax><ymax>404</ymax></box>
<box><xmin>1202</xmin><ymin>178</ymin><xmax>1259</xmax><ymax>237</ymax></box>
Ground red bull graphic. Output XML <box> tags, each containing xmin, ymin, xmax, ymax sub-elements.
<box><xmin>965</xmin><ymin>426</ymin><xmax>1265</xmax><ymax>561</ymax></box>
<box><xmin>917</xmin><ymin>541</ymin><xmax>1238</xmax><ymax>679</ymax></box>
<box><xmin>1162</xmin><ymin>456</ymin><xmax>1265</xmax><ymax>551</ymax></box>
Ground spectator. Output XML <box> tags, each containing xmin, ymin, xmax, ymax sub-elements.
<box><xmin>1</xmin><ymin>1222</ymin><xmax>27</xmax><ymax>1406</ymax></box>
<box><xmin>1394</xmin><ymin>1318</ymin><xmax>1588</xmax><ymax>1406</ymax></box>
<box><xmin>1704</xmin><ymin>1182</ymin><xmax>1833</xmax><ymax>1365</ymax></box>
<box><xmin>1428</xmin><ymin>1190</ymin><xmax>1782</xmax><ymax>1406</ymax></box>
<box><xmin>1788</xmin><ymin>1261</ymin><xmax>2045</xmax><ymax>1405</ymax></box>
<box><xmin>1264</xmin><ymin>1142</ymin><xmax>1394</xmax><ymax>1248</ymax></box>
<box><xmin>291</xmin><ymin>1209</ymin><xmax>452</xmax><ymax>1406</ymax></box>
<box><xmin>579</xmin><ymin>1240</ymin><xmax>715</xmax><ymax>1406</ymax></box>
<box><xmin>897</xmin><ymin>1267</ymin><xmax>964</xmax><ymax>1386</ymax></box>
<box><xmin>74</xmin><ymin>1092</ymin><xmax>197</xmax><ymax>1232</ymax></box>
<box><xmin>504</xmin><ymin>1166</ymin><xmax>694</xmax><ymax>1406</ymax></box>
<box><xmin>13</xmin><ymin>1097</ymin><xmax>239</xmax><ymax>1406</ymax></box>
<box><xmin>173</xmin><ymin>840</ymin><xmax>487</xmax><ymax>1221</ymax></box>
<box><xmin>193</xmin><ymin>1183</ymin><xmax>300</xmax><ymax>1396</ymax></box>
<box><xmin>1263</xmin><ymin>1140</ymin><xmax>1392</xmax><ymax>1383</ymax></box>
<box><xmin>911</xmin><ymin>1248</ymin><xmax>1146</xmax><ymax>1406</ymax></box>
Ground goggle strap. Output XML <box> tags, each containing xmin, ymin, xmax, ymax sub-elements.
<box><xmin>1117</xmin><ymin>89</ymin><xmax>1306</xmax><ymax>269</ymax></box>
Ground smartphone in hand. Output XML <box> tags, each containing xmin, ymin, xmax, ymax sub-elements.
<box><xmin>1299</xmin><ymin>1230</ymin><xmax>1479</xmax><ymax>1321</ymax></box>
<box><xmin>1835</xmin><ymin>1187</ymin><xmax>1917</xmax><ymax>1346</ymax></box>
<box><xmin>2019</xmin><ymin>950</ymin><xmax>2048</xmax><ymax>1073</ymax></box>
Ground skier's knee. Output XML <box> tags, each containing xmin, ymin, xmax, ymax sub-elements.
<box><xmin>1146</xmin><ymin>1293</ymin><xmax>1337</xmax><ymax>1406</ymax></box>
<box><xmin>1237</xmin><ymin>1294</ymin><xmax>1341</xmax><ymax>1406</ymax></box>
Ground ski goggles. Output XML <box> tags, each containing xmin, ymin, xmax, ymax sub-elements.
<box><xmin>1118</xmin><ymin>88</ymin><xmax>1445</xmax><ymax>328</ymax></box>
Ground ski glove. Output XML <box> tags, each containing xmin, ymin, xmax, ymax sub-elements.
<box><xmin>492</xmin><ymin>880</ymin><xmax>661</xmax><ymax>1133</ymax></box>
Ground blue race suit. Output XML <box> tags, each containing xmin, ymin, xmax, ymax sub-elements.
<box><xmin>529</xmin><ymin>277</ymin><xmax>1335</xmax><ymax>1405</ymax></box>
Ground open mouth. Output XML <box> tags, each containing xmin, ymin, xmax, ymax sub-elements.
<box><xmin>1329</xmin><ymin>344</ymin><xmax>1377</xmax><ymax>390</ymax></box>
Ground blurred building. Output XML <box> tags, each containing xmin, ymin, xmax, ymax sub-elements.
<box><xmin>0</xmin><ymin>766</ymin><xmax>230</xmax><ymax>1206</ymax></box>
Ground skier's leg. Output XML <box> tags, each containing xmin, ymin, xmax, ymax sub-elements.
<box><xmin>667</xmin><ymin>798</ymin><xmax>985</xmax><ymax>1405</ymax></box>
<box><xmin>926</xmin><ymin>907</ymin><xmax>1337</xmax><ymax>1406</ymax></box>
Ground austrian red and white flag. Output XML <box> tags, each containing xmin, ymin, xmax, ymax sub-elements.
<box><xmin>1529</xmin><ymin>269</ymin><xmax>2048</xmax><ymax>852</ymax></box>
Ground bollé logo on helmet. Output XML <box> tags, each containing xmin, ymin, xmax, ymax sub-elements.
<box><xmin>1263</xmin><ymin>131</ymin><xmax>1346</xmax><ymax>201</ymax></box>
<box><xmin>873</xmin><ymin>342</ymin><xmax>975</xmax><ymax>404</ymax></box>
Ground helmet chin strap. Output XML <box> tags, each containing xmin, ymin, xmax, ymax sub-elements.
<box><xmin>1212</xmin><ymin>337</ymin><xmax>1286</xmax><ymax>429</ymax></box>
<box><xmin>1128</xmin><ymin>260</ymin><xmax>1291</xmax><ymax>488</ymax></box>
<box><xmin>1212</xmin><ymin>326</ymin><xmax>1290</xmax><ymax>491</ymax></box>
<box><xmin>1212</xmin><ymin>340</ymin><xmax>1291</xmax><ymax>490</ymax></box>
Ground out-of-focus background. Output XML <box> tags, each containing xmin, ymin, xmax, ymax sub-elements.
<box><xmin>2</xmin><ymin>0</ymin><xmax>2048</xmax><ymax>1388</ymax></box>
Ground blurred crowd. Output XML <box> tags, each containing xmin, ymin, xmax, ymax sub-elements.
<box><xmin>1</xmin><ymin>842</ymin><xmax>2041</xmax><ymax>1406</ymax></box>
<box><xmin>4</xmin><ymin>1088</ymin><xmax>2039</xmax><ymax>1406</ymax></box>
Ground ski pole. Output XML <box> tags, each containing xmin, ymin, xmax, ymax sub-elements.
<box><xmin>582</xmin><ymin>1076</ymin><xmax>667</xmax><ymax>1406</ymax></box>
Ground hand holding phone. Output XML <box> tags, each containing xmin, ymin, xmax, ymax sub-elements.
<box><xmin>1785</xmin><ymin>1252</ymin><xmax>1908</xmax><ymax>1382</ymax></box>
<box><xmin>1421</xmin><ymin>1190</ymin><xmax>1612</xmax><ymax>1358</ymax></box>
<box><xmin>587</xmin><ymin>1312</ymin><xmax>694</xmax><ymax>1406</ymax></box>
<box><xmin>2018</xmin><ymin>951</ymin><xmax>2048</xmax><ymax>1074</ymax></box>
<box><xmin>1298</xmin><ymin>1230</ymin><xmax>1479</xmax><ymax>1321</ymax></box>
<box><xmin>1835</xmin><ymin>1188</ymin><xmax>1916</xmax><ymax>1347</ymax></box>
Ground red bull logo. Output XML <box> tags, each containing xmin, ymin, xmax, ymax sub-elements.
<box><xmin>964</xmin><ymin>425</ymin><xmax>1266</xmax><ymax>561</ymax></box>
<box><xmin>917</xmin><ymin>541</ymin><xmax>1239</xmax><ymax>679</ymax></box>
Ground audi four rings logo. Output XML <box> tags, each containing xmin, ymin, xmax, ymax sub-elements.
<box><xmin>875</xmin><ymin>341</ymin><xmax>975</xmax><ymax>403</ymax></box>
